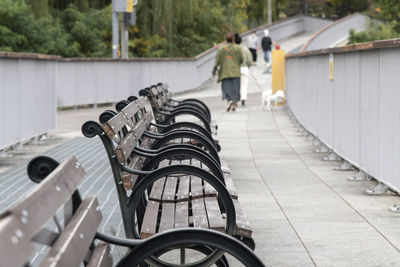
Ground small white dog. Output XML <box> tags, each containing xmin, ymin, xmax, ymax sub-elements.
<box><xmin>262</xmin><ymin>89</ymin><xmax>285</xmax><ymax>111</ymax></box>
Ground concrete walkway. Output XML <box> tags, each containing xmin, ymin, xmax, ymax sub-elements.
<box><xmin>1</xmin><ymin>32</ymin><xmax>400</xmax><ymax>266</ymax></box>
<box><xmin>172</xmin><ymin>35</ymin><xmax>400</xmax><ymax>265</ymax></box>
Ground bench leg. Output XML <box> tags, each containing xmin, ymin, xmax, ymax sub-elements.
<box><xmin>180</xmin><ymin>248</ymin><xmax>185</xmax><ymax>265</ymax></box>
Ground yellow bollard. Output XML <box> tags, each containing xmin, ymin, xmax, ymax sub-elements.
<box><xmin>271</xmin><ymin>48</ymin><xmax>285</xmax><ymax>95</ymax></box>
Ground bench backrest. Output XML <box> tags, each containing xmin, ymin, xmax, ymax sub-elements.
<box><xmin>101</xmin><ymin>97</ymin><xmax>156</xmax><ymax>191</ymax></box>
<box><xmin>0</xmin><ymin>157</ymin><xmax>112</xmax><ymax>267</ymax></box>
<box><xmin>83</xmin><ymin>95</ymin><xmax>220</xmax><ymax>239</ymax></box>
<box><xmin>138</xmin><ymin>84</ymin><xmax>171</xmax><ymax>122</ymax></box>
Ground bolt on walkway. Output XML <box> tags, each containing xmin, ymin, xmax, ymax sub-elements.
<box><xmin>1</xmin><ymin>34</ymin><xmax>400</xmax><ymax>266</ymax></box>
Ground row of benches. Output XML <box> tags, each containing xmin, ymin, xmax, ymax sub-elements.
<box><xmin>0</xmin><ymin>83</ymin><xmax>262</xmax><ymax>266</ymax></box>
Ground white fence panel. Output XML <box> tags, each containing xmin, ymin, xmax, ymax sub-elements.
<box><xmin>379</xmin><ymin>48</ymin><xmax>400</xmax><ymax>191</ymax></box>
<box><xmin>359</xmin><ymin>51</ymin><xmax>380</xmax><ymax>177</ymax></box>
<box><xmin>335</xmin><ymin>53</ymin><xmax>361</xmax><ymax>165</ymax></box>
<box><xmin>315</xmin><ymin>55</ymin><xmax>334</xmax><ymax>146</ymax></box>
<box><xmin>287</xmin><ymin>45</ymin><xmax>400</xmax><ymax>193</ymax></box>
<box><xmin>0</xmin><ymin>58</ymin><xmax>56</xmax><ymax>150</ymax></box>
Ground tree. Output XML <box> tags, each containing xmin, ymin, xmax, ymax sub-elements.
<box><xmin>31</xmin><ymin>0</ymin><xmax>48</xmax><ymax>17</ymax></box>
<box><xmin>373</xmin><ymin>0</ymin><xmax>400</xmax><ymax>32</ymax></box>
<box><xmin>75</xmin><ymin>0</ymin><xmax>88</xmax><ymax>12</ymax></box>
<box><xmin>349</xmin><ymin>0</ymin><xmax>400</xmax><ymax>44</ymax></box>
<box><xmin>132</xmin><ymin>0</ymin><xmax>248</xmax><ymax>57</ymax></box>
<box><xmin>327</xmin><ymin>0</ymin><xmax>370</xmax><ymax>18</ymax></box>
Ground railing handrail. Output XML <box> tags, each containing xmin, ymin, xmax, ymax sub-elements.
<box><xmin>287</xmin><ymin>37</ymin><xmax>400</xmax><ymax>58</ymax></box>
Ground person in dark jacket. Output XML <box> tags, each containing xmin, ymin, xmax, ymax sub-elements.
<box><xmin>261</xmin><ymin>29</ymin><xmax>274</xmax><ymax>72</ymax></box>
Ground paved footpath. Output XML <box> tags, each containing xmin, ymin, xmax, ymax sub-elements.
<box><xmin>1</xmin><ymin>33</ymin><xmax>400</xmax><ymax>266</ymax></box>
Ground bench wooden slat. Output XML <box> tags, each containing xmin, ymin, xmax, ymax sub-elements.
<box><xmin>120</xmin><ymin>156</ymin><xmax>146</xmax><ymax>190</ymax></box>
<box><xmin>10</xmin><ymin>157</ymin><xmax>85</xmax><ymax>240</ymax></box>
<box><xmin>158</xmin><ymin>159</ymin><xmax>171</xmax><ymax>168</ymax></box>
<box><xmin>233</xmin><ymin>199</ymin><xmax>253</xmax><ymax>238</ymax></box>
<box><xmin>0</xmin><ymin>216</ymin><xmax>33</xmax><ymax>267</ymax></box>
<box><xmin>158</xmin><ymin>202</ymin><xmax>175</xmax><ymax>233</ymax></box>
<box><xmin>113</xmin><ymin>112</ymin><xmax>153</xmax><ymax>162</ymax></box>
<box><xmin>135</xmin><ymin>97</ymin><xmax>154</xmax><ymax>115</ymax></box>
<box><xmin>140</xmin><ymin>136</ymin><xmax>153</xmax><ymax>150</ymax></box>
<box><xmin>191</xmin><ymin>197</ymin><xmax>209</xmax><ymax>229</ymax></box>
<box><xmin>102</xmin><ymin>112</ymin><xmax>129</xmax><ymax>141</ymax></box>
<box><xmin>162</xmin><ymin>176</ymin><xmax>178</xmax><ymax>203</ymax></box>
<box><xmin>220</xmin><ymin>159</ymin><xmax>231</xmax><ymax>174</ymax></box>
<box><xmin>203</xmin><ymin>182</ymin><xmax>218</xmax><ymax>198</ymax></box>
<box><xmin>136</xmin><ymin>113</ymin><xmax>152</xmax><ymax>136</ymax></box>
<box><xmin>190</xmin><ymin>158</ymin><xmax>201</xmax><ymax>168</ymax></box>
<box><xmin>180</xmin><ymin>159</ymin><xmax>191</xmax><ymax>165</ymax></box>
<box><xmin>149</xmin><ymin>178</ymin><xmax>165</xmax><ymax>202</ymax></box>
<box><xmin>176</xmin><ymin>176</ymin><xmax>190</xmax><ymax>202</ymax></box>
<box><xmin>115</xmin><ymin>131</ymin><xmax>137</xmax><ymax>163</ymax></box>
<box><xmin>140</xmin><ymin>200</ymin><xmax>160</xmax><ymax>238</ymax></box>
<box><xmin>190</xmin><ymin>177</ymin><xmax>204</xmax><ymax>200</ymax></box>
<box><xmin>121</xmin><ymin>102</ymin><xmax>140</xmax><ymax>122</ymax></box>
<box><xmin>224</xmin><ymin>175</ymin><xmax>239</xmax><ymax>200</ymax></box>
<box><xmin>174</xmin><ymin>201</ymin><xmax>189</xmax><ymax>229</ymax></box>
<box><xmin>40</xmin><ymin>196</ymin><xmax>102</xmax><ymax>267</ymax></box>
<box><xmin>204</xmin><ymin>197</ymin><xmax>225</xmax><ymax>232</ymax></box>
<box><xmin>87</xmin><ymin>242</ymin><xmax>112</xmax><ymax>267</ymax></box>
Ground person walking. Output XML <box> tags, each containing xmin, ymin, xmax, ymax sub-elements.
<box><xmin>234</xmin><ymin>34</ymin><xmax>252</xmax><ymax>106</ymax></box>
<box><xmin>261</xmin><ymin>29</ymin><xmax>274</xmax><ymax>72</ymax></box>
<box><xmin>247</xmin><ymin>31</ymin><xmax>258</xmax><ymax>63</ymax></box>
<box><xmin>212</xmin><ymin>33</ymin><xmax>243</xmax><ymax>112</ymax></box>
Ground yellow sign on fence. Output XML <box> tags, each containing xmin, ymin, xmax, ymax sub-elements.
<box><xmin>329</xmin><ymin>53</ymin><xmax>334</xmax><ymax>80</ymax></box>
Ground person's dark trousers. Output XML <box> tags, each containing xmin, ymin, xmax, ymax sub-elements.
<box><xmin>249</xmin><ymin>48</ymin><xmax>257</xmax><ymax>62</ymax></box>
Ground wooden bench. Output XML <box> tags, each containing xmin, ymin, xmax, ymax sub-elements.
<box><xmin>0</xmin><ymin>156</ymin><xmax>264</xmax><ymax>266</ymax></box>
<box><xmin>81</xmin><ymin>96</ymin><xmax>255</xmax><ymax>253</ymax></box>
<box><xmin>138</xmin><ymin>83</ymin><xmax>219</xmax><ymax>141</ymax></box>
<box><xmin>114</xmin><ymin>96</ymin><xmax>220</xmax><ymax>157</ymax></box>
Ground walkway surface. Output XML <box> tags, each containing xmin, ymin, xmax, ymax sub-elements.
<box><xmin>1</xmin><ymin>33</ymin><xmax>400</xmax><ymax>266</ymax></box>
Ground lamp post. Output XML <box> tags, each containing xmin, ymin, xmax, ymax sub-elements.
<box><xmin>112</xmin><ymin>0</ymin><xmax>138</xmax><ymax>59</ymax></box>
<box><xmin>267</xmin><ymin>0</ymin><xmax>272</xmax><ymax>24</ymax></box>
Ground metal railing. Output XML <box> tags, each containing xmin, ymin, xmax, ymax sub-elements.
<box><xmin>301</xmin><ymin>13</ymin><xmax>368</xmax><ymax>52</ymax></box>
<box><xmin>0</xmin><ymin>15</ymin><xmax>330</xmax><ymax>150</ymax></box>
<box><xmin>0</xmin><ymin>56</ymin><xmax>57</xmax><ymax>150</ymax></box>
<box><xmin>286</xmin><ymin>39</ymin><xmax>400</xmax><ymax>192</ymax></box>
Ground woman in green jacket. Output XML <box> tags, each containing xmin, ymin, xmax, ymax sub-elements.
<box><xmin>212</xmin><ymin>33</ymin><xmax>244</xmax><ymax>111</ymax></box>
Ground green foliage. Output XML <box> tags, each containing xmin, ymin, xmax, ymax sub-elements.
<box><xmin>133</xmin><ymin>0</ymin><xmax>248</xmax><ymax>57</ymax></box>
<box><xmin>48</xmin><ymin>0</ymin><xmax>110</xmax><ymax>11</ymax></box>
<box><xmin>0</xmin><ymin>0</ymin><xmax>111</xmax><ymax>57</ymax></box>
<box><xmin>30</xmin><ymin>0</ymin><xmax>48</xmax><ymax>18</ymax></box>
<box><xmin>2</xmin><ymin>0</ymin><xmax>396</xmax><ymax>58</ymax></box>
<box><xmin>372</xmin><ymin>0</ymin><xmax>400</xmax><ymax>32</ymax></box>
<box><xmin>60</xmin><ymin>4</ymin><xmax>111</xmax><ymax>57</ymax></box>
<box><xmin>348</xmin><ymin>0</ymin><xmax>400</xmax><ymax>44</ymax></box>
<box><xmin>327</xmin><ymin>0</ymin><xmax>370</xmax><ymax>18</ymax></box>
<box><xmin>349</xmin><ymin>20</ymin><xmax>400</xmax><ymax>44</ymax></box>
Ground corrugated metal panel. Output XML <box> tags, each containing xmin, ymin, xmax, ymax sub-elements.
<box><xmin>316</xmin><ymin>55</ymin><xmax>334</xmax><ymax>146</ymax></box>
<box><xmin>0</xmin><ymin>59</ymin><xmax>56</xmax><ymax>150</ymax></box>
<box><xmin>287</xmin><ymin>47</ymin><xmax>400</xmax><ymax>193</ymax></box>
<box><xmin>336</xmin><ymin>53</ymin><xmax>361</xmax><ymax>165</ymax></box>
<box><xmin>359</xmin><ymin>50</ymin><xmax>380</xmax><ymax>176</ymax></box>
<box><xmin>379</xmin><ymin>48</ymin><xmax>400</xmax><ymax>191</ymax></box>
